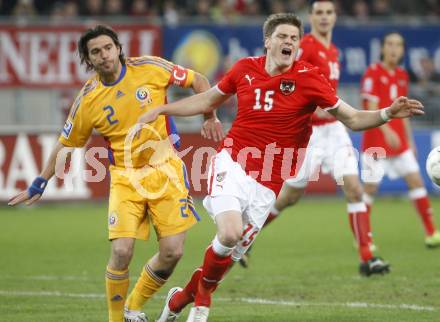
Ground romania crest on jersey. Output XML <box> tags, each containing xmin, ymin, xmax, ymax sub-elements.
<box><xmin>135</xmin><ymin>86</ymin><xmax>152</xmax><ymax>105</ymax></box>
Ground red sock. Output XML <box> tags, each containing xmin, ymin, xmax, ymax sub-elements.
<box><xmin>263</xmin><ymin>212</ymin><xmax>278</xmax><ymax>227</ymax></box>
<box><xmin>194</xmin><ymin>246</ymin><xmax>232</xmax><ymax>307</ymax></box>
<box><xmin>365</xmin><ymin>203</ymin><xmax>373</xmax><ymax>245</ymax></box>
<box><xmin>413</xmin><ymin>196</ymin><xmax>436</xmax><ymax>236</ymax></box>
<box><xmin>348</xmin><ymin>203</ymin><xmax>373</xmax><ymax>262</ymax></box>
<box><xmin>169</xmin><ymin>268</ymin><xmax>202</xmax><ymax>312</ymax></box>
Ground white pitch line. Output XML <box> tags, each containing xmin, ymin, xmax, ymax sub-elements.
<box><xmin>225</xmin><ymin>297</ymin><xmax>436</xmax><ymax>312</ymax></box>
<box><xmin>0</xmin><ymin>290</ymin><xmax>435</xmax><ymax>312</ymax></box>
<box><xmin>0</xmin><ymin>290</ymin><xmax>104</xmax><ymax>299</ymax></box>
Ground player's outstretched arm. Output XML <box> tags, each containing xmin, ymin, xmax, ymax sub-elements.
<box><xmin>8</xmin><ymin>141</ymin><xmax>71</xmax><ymax>206</ymax></box>
<box><xmin>329</xmin><ymin>96</ymin><xmax>424</xmax><ymax>131</ymax></box>
<box><xmin>137</xmin><ymin>87</ymin><xmax>230</xmax><ymax>125</ymax></box>
<box><xmin>191</xmin><ymin>72</ymin><xmax>225</xmax><ymax>142</ymax></box>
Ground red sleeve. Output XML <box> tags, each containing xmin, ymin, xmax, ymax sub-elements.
<box><xmin>216</xmin><ymin>60</ymin><xmax>241</xmax><ymax>95</ymax></box>
<box><xmin>361</xmin><ymin>66</ymin><xmax>380</xmax><ymax>103</ymax></box>
<box><xmin>302</xmin><ymin>67</ymin><xmax>340</xmax><ymax>110</ymax></box>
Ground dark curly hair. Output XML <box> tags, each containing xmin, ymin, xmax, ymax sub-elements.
<box><xmin>78</xmin><ymin>25</ymin><xmax>125</xmax><ymax>72</ymax></box>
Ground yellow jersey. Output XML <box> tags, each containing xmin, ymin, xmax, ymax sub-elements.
<box><xmin>59</xmin><ymin>56</ymin><xmax>195</xmax><ymax>168</ymax></box>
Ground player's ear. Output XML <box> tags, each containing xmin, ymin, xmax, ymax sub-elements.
<box><xmin>264</xmin><ymin>37</ymin><xmax>270</xmax><ymax>51</ymax></box>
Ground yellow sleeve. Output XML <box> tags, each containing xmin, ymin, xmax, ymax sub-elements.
<box><xmin>58</xmin><ymin>88</ymin><xmax>93</xmax><ymax>148</ymax></box>
<box><xmin>133</xmin><ymin>56</ymin><xmax>195</xmax><ymax>88</ymax></box>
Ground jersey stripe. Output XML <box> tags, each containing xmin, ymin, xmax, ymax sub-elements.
<box><xmin>207</xmin><ymin>156</ymin><xmax>216</xmax><ymax>195</ymax></box>
<box><xmin>129</xmin><ymin>60</ymin><xmax>173</xmax><ymax>73</ymax></box>
<box><xmin>105</xmin><ymin>138</ymin><xmax>115</xmax><ymax>165</ymax></box>
<box><xmin>127</xmin><ymin>57</ymin><xmax>173</xmax><ymax>72</ymax></box>
<box><xmin>70</xmin><ymin>96</ymin><xmax>82</xmax><ymax>119</ymax></box>
<box><xmin>83</xmin><ymin>80</ymin><xmax>98</xmax><ymax>96</ymax></box>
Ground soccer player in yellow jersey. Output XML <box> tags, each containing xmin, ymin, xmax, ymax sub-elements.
<box><xmin>8</xmin><ymin>25</ymin><xmax>223</xmax><ymax>322</ymax></box>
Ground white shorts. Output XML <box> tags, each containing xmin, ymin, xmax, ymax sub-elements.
<box><xmin>361</xmin><ymin>148</ymin><xmax>420</xmax><ymax>183</ymax></box>
<box><xmin>203</xmin><ymin>149</ymin><xmax>276</xmax><ymax>261</ymax></box>
<box><xmin>285</xmin><ymin>121</ymin><xmax>359</xmax><ymax>188</ymax></box>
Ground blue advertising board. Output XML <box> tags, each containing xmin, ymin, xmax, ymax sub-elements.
<box><xmin>163</xmin><ymin>24</ymin><xmax>440</xmax><ymax>84</ymax></box>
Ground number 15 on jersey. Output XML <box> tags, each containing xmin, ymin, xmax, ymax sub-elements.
<box><xmin>253</xmin><ymin>89</ymin><xmax>274</xmax><ymax>111</ymax></box>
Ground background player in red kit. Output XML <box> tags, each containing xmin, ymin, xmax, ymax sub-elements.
<box><xmin>361</xmin><ymin>32</ymin><xmax>440</xmax><ymax>248</ymax></box>
<box><xmin>242</xmin><ymin>0</ymin><xmax>383</xmax><ymax>276</ymax></box>
<box><xmin>137</xmin><ymin>14</ymin><xmax>424</xmax><ymax>322</ymax></box>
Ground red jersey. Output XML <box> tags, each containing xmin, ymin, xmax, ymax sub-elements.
<box><xmin>216</xmin><ymin>56</ymin><xmax>340</xmax><ymax>195</ymax></box>
<box><xmin>298</xmin><ymin>34</ymin><xmax>340</xmax><ymax>126</ymax></box>
<box><xmin>360</xmin><ymin>63</ymin><xmax>410</xmax><ymax>156</ymax></box>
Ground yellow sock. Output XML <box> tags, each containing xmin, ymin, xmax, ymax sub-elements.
<box><xmin>105</xmin><ymin>266</ymin><xmax>129</xmax><ymax>322</ymax></box>
<box><xmin>126</xmin><ymin>264</ymin><xmax>166</xmax><ymax>311</ymax></box>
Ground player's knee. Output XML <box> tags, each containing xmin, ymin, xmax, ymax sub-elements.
<box><xmin>342</xmin><ymin>178</ymin><xmax>363</xmax><ymax>202</ymax></box>
<box><xmin>111</xmin><ymin>245</ymin><xmax>133</xmax><ymax>264</ymax></box>
<box><xmin>363</xmin><ymin>183</ymin><xmax>377</xmax><ymax>196</ymax></box>
<box><xmin>348</xmin><ymin>185</ymin><xmax>363</xmax><ymax>202</ymax></box>
<box><xmin>217</xmin><ymin>230</ymin><xmax>242</xmax><ymax>247</ymax></box>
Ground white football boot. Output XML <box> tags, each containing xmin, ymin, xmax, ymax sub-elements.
<box><xmin>124</xmin><ymin>307</ymin><xmax>148</xmax><ymax>322</ymax></box>
<box><xmin>156</xmin><ymin>287</ymin><xmax>183</xmax><ymax>322</ymax></box>
<box><xmin>186</xmin><ymin>306</ymin><xmax>209</xmax><ymax>322</ymax></box>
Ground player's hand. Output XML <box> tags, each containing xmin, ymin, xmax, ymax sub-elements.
<box><xmin>384</xmin><ymin>130</ymin><xmax>401</xmax><ymax>150</ymax></box>
<box><xmin>133</xmin><ymin>107</ymin><xmax>163</xmax><ymax>136</ymax></box>
<box><xmin>138</xmin><ymin>107</ymin><xmax>162</xmax><ymax>125</ymax></box>
<box><xmin>8</xmin><ymin>190</ymin><xmax>42</xmax><ymax>206</ymax></box>
<box><xmin>201</xmin><ymin>116</ymin><xmax>224</xmax><ymax>142</ymax></box>
<box><xmin>388</xmin><ymin>96</ymin><xmax>424</xmax><ymax>119</ymax></box>
<box><xmin>8</xmin><ymin>176</ymin><xmax>48</xmax><ymax>206</ymax></box>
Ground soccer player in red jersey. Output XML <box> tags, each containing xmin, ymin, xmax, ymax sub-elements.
<box><xmin>361</xmin><ymin>31</ymin><xmax>440</xmax><ymax>248</ymax></box>
<box><xmin>138</xmin><ymin>14</ymin><xmax>423</xmax><ymax>322</ymax></box>
<box><xmin>244</xmin><ymin>0</ymin><xmax>383</xmax><ymax>276</ymax></box>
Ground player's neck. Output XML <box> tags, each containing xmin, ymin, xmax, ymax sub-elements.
<box><xmin>265</xmin><ymin>57</ymin><xmax>292</xmax><ymax>76</ymax></box>
<box><xmin>311</xmin><ymin>30</ymin><xmax>332</xmax><ymax>48</ymax></box>
<box><xmin>100</xmin><ymin>63</ymin><xmax>123</xmax><ymax>84</ymax></box>
<box><xmin>382</xmin><ymin>61</ymin><xmax>397</xmax><ymax>72</ymax></box>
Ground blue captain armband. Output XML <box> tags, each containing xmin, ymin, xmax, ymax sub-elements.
<box><xmin>28</xmin><ymin>177</ymin><xmax>48</xmax><ymax>198</ymax></box>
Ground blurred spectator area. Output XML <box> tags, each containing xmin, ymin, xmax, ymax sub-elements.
<box><xmin>1</xmin><ymin>0</ymin><xmax>440</xmax><ymax>19</ymax></box>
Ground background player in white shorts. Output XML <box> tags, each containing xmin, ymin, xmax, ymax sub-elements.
<box><xmin>361</xmin><ymin>31</ymin><xmax>440</xmax><ymax>248</ymax></box>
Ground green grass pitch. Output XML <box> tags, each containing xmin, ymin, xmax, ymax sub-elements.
<box><xmin>1</xmin><ymin>198</ymin><xmax>440</xmax><ymax>322</ymax></box>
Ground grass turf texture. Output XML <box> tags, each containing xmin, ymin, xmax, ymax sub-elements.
<box><xmin>1</xmin><ymin>198</ymin><xmax>439</xmax><ymax>322</ymax></box>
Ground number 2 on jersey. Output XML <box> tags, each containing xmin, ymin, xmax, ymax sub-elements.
<box><xmin>253</xmin><ymin>89</ymin><xmax>274</xmax><ymax>111</ymax></box>
<box><xmin>103</xmin><ymin>105</ymin><xmax>119</xmax><ymax>125</ymax></box>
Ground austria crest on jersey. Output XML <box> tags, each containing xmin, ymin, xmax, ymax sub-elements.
<box><xmin>280</xmin><ymin>79</ymin><xmax>295</xmax><ymax>95</ymax></box>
